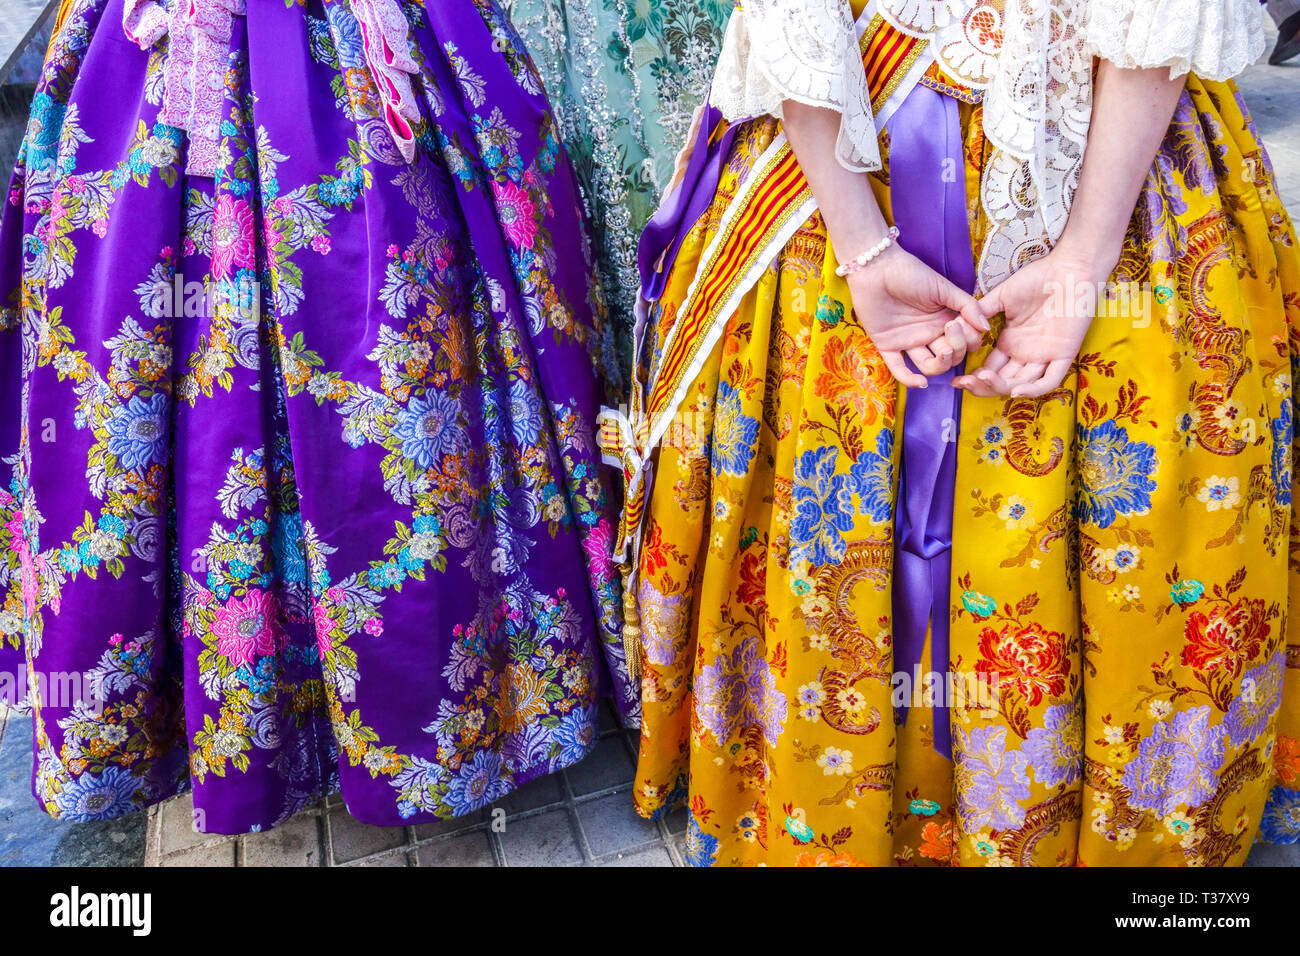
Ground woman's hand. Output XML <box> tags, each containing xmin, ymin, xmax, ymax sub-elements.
<box><xmin>847</xmin><ymin>243</ymin><xmax>988</xmax><ymax>388</ymax></box>
<box><xmin>780</xmin><ymin>100</ymin><xmax>985</xmax><ymax>389</ymax></box>
<box><xmin>953</xmin><ymin>247</ymin><xmax>1113</xmax><ymax>398</ymax></box>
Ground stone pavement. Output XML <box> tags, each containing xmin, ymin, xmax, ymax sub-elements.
<box><xmin>141</xmin><ymin>700</ymin><xmax>687</xmax><ymax>867</ymax></box>
<box><xmin>1</xmin><ymin>11</ymin><xmax>1300</xmax><ymax>869</ymax></box>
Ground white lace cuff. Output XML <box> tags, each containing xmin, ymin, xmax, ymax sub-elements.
<box><xmin>1083</xmin><ymin>0</ymin><xmax>1266</xmax><ymax>81</ymax></box>
<box><xmin>710</xmin><ymin>1</ymin><xmax>881</xmax><ymax>172</ymax></box>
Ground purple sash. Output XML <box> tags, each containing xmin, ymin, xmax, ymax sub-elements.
<box><xmin>886</xmin><ymin>84</ymin><xmax>976</xmax><ymax>760</ymax></box>
<box><xmin>637</xmin><ymin>105</ymin><xmax>741</xmax><ymax>303</ymax></box>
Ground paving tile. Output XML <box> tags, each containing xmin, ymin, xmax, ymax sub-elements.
<box><xmin>1245</xmin><ymin>841</ymin><xmax>1300</xmax><ymax>867</ymax></box>
<box><xmin>351</xmin><ymin>850</ymin><xmax>414</xmax><ymax>867</ymax></box>
<box><xmin>242</xmin><ymin>815</ymin><xmax>323</xmax><ymax>867</ymax></box>
<box><xmin>498</xmin><ymin>809</ymin><xmax>583</xmax><ymax>866</ymax></box>
<box><xmin>157</xmin><ymin>792</ymin><xmax>210</xmax><ymax>854</ymax></box>
<box><xmin>412</xmin><ymin>808</ymin><xmax>484</xmax><ymax>840</ymax></box>
<box><xmin>494</xmin><ymin>772</ymin><xmax>564</xmax><ymax>815</ymax></box>
<box><xmin>562</xmin><ymin>734</ymin><xmax>635</xmax><ymax>796</ymax></box>
<box><xmin>576</xmin><ymin>791</ymin><xmax>658</xmax><ymax>858</ymax></box>
<box><xmin>662</xmin><ymin>805</ymin><xmax>688</xmax><ymax>836</ymax></box>
<box><xmin>599</xmin><ymin>845</ymin><xmax>674</xmax><ymax>867</ymax></box>
<box><xmin>416</xmin><ymin>831</ymin><xmax>495</xmax><ymax>867</ymax></box>
<box><xmin>327</xmin><ymin>810</ymin><xmax>407</xmax><ymax>863</ymax></box>
<box><xmin>159</xmin><ymin>843</ymin><xmax>237</xmax><ymax>867</ymax></box>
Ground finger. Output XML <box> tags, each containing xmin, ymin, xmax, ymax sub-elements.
<box><xmin>882</xmin><ymin>350</ymin><xmax>928</xmax><ymax>389</ymax></box>
<box><xmin>907</xmin><ymin>345</ymin><xmax>946</xmax><ymax>378</ymax></box>
<box><xmin>1008</xmin><ymin>361</ymin><xmax>1046</xmax><ymax>386</ymax></box>
<box><xmin>981</xmin><ymin>348</ymin><xmax>1011</xmax><ymax>374</ymax></box>
<box><xmin>954</xmin><ymin>374</ymin><xmax>998</xmax><ymax>397</ymax></box>
<box><xmin>938</xmin><ymin>279</ymin><xmax>989</xmax><ymax>333</ymax></box>
<box><xmin>1010</xmin><ymin>359</ymin><xmax>1072</xmax><ymax>398</ymax></box>
<box><xmin>928</xmin><ymin>333</ymin><xmax>956</xmax><ymax>366</ymax></box>
<box><xmin>974</xmin><ymin>366</ymin><xmax>1014</xmax><ymax>396</ymax></box>
<box><xmin>977</xmin><ymin>285</ymin><xmax>1004</xmax><ymax>321</ymax></box>
<box><xmin>949</xmin><ymin>316</ymin><xmax>983</xmax><ymax>351</ymax></box>
<box><xmin>999</xmin><ymin>359</ymin><xmax>1026</xmax><ymax>382</ymax></box>
<box><xmin>943</xmin><ymin>320</ymin><xmax>969</xmax><ymax>358</ymax></box>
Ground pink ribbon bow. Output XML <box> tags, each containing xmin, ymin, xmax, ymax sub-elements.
<box><xmin>123</xmin><ymin>0</ymin><xmax>246</xmax><ymax>178</ymax></box>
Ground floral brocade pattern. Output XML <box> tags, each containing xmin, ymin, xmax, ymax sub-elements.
<box><xmin>632</xmin><ymin>78</ymin><xmax>1300</xmax><ymax>865</ymax></box>
<box><xmin>0</xmin><ymin>0</ymin><xmax>633</xmax><ymax>833</ymax></box>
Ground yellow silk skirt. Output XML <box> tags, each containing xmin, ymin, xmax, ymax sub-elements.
<box><xmin>630</xmin><ymin>77</ymin><xmax>1300</xmax><ymax>866</ymax></box>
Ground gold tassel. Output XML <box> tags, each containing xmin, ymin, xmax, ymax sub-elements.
<box><xmin>620</xmin><ymin>564</ymin><xmax>642</xmax><ymax>682</ymax></box>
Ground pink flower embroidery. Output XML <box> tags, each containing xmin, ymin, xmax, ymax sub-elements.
<box><xmin>364</xmin><ymin>617</ymin><xmax>383</xmax><ymax>636</ymax></box>
<box><xmin>312</xmin><ymin>602</ymin><xmax>334</xmax><ymax>657</ymax></box>
<box><xmin>210</xmin><ymin>194</ymin><xmax>256</xmax><ymax>280</ymax></box>
<box><xmin>212</xmin><ymin>588</ymin><xmax>284</xmax><ymax>667</ymax></box>
<box><xmin>311</xmin><ymin>234</ymin><xmax>331</xmax><ymax>255</ymax></box>
<box><xmin>581</xmin><ymin>518</ymin><xmax>615</xmax><ymax>581</ymax></box>
<box><xmin>491</xmin><ymin>180</ymin><xmax>538</xmax><ymax>249</ymax></box>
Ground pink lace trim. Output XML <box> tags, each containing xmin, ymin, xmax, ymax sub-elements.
<box><xmin>351</xmin><ymin>0</ymin><xmax>422</xmax><ymax>164</ymax></box>
<box><xmin>123</xmin><ymin>0</ymin><xmax>247</xmax><ymax>178</ymax></box>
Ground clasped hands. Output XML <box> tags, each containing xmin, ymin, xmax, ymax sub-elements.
<box><xmin>850</xmin><ymin>243</ymin><xmax>1109</xmax><ymax>397</ymax></box>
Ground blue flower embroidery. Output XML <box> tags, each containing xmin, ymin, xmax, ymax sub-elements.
<box><xmin>393</xmin><ymin>390</ymin><xmax>462</xmax><ymax>468</ymax></box>
<box><xmin>506</xmin><ymin>377</ymin><xmax>545</xmax><ymax>447</ymax></box>
<box><xmin>24</xmin><ymin>92</ymin><xmax>67</xmax><ymax>172</ymax></box>
<box><xmin>325</xmin><ymin>5</ymin><xmax>366</xmax><ymax>69</ymax></box>
<box><xmin>850</xmin><ymin>430</ymin><xmax>894</xmax><ymax>523</ymax></box>
<box><xmin>552</xmin><ymin>706</ymin><xmax>598</xmax><ymax>764</ymax></box>
<box><xmin>445</xmin><ymin>750</ymin><xmax>510</xmax><ymax>814</ymax></box>
<box><xmin>1271</xmin><ymin>401</ymin><xmax>1292</xmax><ymax>507</ymax></box>
<box><xmin>272</xmin><ymin>511</ymin><xmax>307</xmax><ymax>584</ymax></box>
<box><xmin>790</xmin><ymin>447</ymin><xmax>855</xmax><ymax>566</ymax></box>
<box><xmin>1261</xmin><ymin>786</ymin><xmax>1300</xmax><ymax>845</ymax></box>
<box><xmin>1074</xmin><ymin>420</ymin><xmax>1158</xmax><ymax>529</ymax></box>
<box><xmin>684</xmin><ymin>812</ymin><xmax>720</xmax><ymax>867</ymax></box>
<box><xmin>711</xmin><ymin>381</ymin><xmax>759</xmax><ymax>476</ymax></box>
<box><xmin>1170</xmin><ymin>578</ymin><xmax>1204</xmax><ymax>605</ymax></box>
<box><xmin>54</xmin><ymin>766</ymin><xmax>140</xmax><ymax>821</ymax></box>
<box><xmin>105</xmin><ymin>392</ymin><xmax>169</xmax><ymax>471</ymax></box>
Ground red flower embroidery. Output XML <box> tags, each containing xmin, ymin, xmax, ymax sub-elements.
<box><xmin>974</xmin><ymin>621</ymin><xmax>1070</xmax><ymax>707</ymax></box>
<box><xmin>736</xmin><ymin>551</ymin><xmax>767</xmax><ymax>609</ymax></box>
<box><xmin>1179</xmin><ymin>598</ymin><xmax>1269</xmax><ymax>676</ymax></box>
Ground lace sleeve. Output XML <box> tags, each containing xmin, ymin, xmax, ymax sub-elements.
<box><xmin>1082</xmin><ymin>0</ymin><xmax>1266</xmax><ymax>80</ymax></box>
<box><xmin>710</xmin><ymin>0</ymin><xmax>881</xmax><ymax>172</ymax></box>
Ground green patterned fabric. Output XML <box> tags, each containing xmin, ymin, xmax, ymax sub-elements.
<box><xmin>506</xmin><ymin>0</ymin><xmax>731</xmax><ymax>341</ymax></box>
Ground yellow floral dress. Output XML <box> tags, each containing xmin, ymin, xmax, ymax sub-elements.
<box><xmin>629</xmin><ymin>63</ymin><xmax>1300</xmax><ymax>866</ymax></box>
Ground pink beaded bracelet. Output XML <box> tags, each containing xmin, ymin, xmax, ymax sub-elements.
<box><xmin>835</xmin><ymin>226</ymin><xmax>900</xmax><ymax>277</ymax></box>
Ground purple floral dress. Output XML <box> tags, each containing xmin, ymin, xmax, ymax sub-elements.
<box><xmin>0</xmin><ymin>0</ymin><xmax>634</xmax><ymax>833</ymax></box>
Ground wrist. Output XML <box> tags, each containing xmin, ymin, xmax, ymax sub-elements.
<box><xmin>1053</xmin><ymin>227</ymin><xmax>1123</xmax><ymax>282</ymax></box>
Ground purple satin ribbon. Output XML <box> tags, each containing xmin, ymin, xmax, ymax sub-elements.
<box><xmin>638</xmin><ymin>104</ymin><xmax>740</xmax><ymax>303</ymax></box>
<box><xmin>887</xmin><ymin>85</ymin><xmax>977</xmax><ymax>760</ymax></box>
